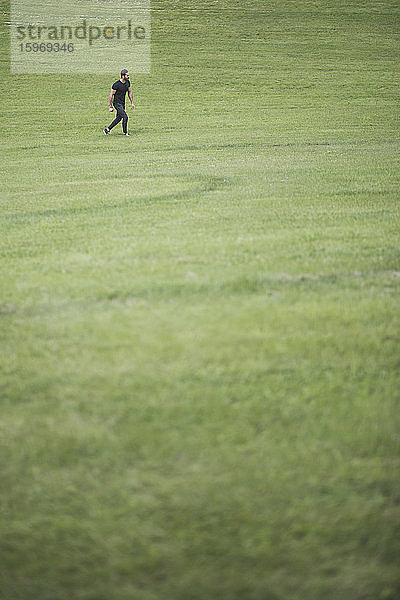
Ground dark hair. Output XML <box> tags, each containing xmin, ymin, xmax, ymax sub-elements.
<box><xmin>121</xmin><ymin>69</ymin><xmax>129</xmax><ymax>76</ymax></box>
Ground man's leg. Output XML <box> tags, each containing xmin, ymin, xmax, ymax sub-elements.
<box><xmin>107</xmin><ymin>110</ymin><xmax>122</xmax><ymax>131</ymax></box>
<box><xmin>121</xmin><ymin>108</ymin><xmax>128</xmax><ymax>134</ymax></box>
<box><xmin>107</xmin><ymin>104</ymin><xmax>126</xmax><ymax>131</ymax></box>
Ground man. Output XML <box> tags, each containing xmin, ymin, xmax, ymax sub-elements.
<box><xmin>104</xmin><ymin>69</ymin><xmax>134</xmax><ymax>136</ymax></box>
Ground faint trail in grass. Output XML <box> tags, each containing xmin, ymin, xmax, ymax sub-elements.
<box><xmin>1</xmin><ymin>175</ymin><xmax>233</xmax><ymax>226</ymax></box>
<box><xmin>0</xmin><ymin>271</ymin><xmax>389</xmax><ymax>319</ymax></box>
<box><xmin>5</xmin><ymin>138</ymin><xmax>399</xmax><ymax>157</ymax></box>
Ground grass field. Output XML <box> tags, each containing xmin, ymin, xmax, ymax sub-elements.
<box><xmin>0</xmin><ymin>0</ymin><xmax>400</xmax><ymax>598</ymax></box>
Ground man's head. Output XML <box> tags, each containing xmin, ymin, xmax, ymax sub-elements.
<box><xmin>121</xmin><ymin>69</ymin><xmax>130</xmax><ymax>81</ymax></box>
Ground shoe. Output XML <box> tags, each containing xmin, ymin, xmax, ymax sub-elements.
<box><xmin>124</xmin><ymin>133</ymin><xmax>130</xmax><ymax>136</ymax></box>
<box><xmin>103</xmin><ymin>128</ymin><xmax>110</xmax><ymax>135</ymax></box>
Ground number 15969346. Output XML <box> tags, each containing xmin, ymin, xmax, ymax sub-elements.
<box><xmin>19</xmin><ymin>42</ymin><xmax>74</xmax><ymax>52</ymax></box>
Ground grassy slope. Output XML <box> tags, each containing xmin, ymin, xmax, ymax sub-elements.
<box><xmin>0</xmin><ymin>0</ymin><xmax>399</xmax><ymax>598</ymax></box>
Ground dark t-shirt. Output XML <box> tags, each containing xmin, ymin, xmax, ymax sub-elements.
<box><xmin>112</xmin><ymin>79</ymin><xmax>130</xmax><ymax>106</ymax></box>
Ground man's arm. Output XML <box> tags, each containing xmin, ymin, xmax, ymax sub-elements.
<box><xmin>109</xmin><ymin>88</ymin><xmax>116</xmax><ymax>110</ymax></box>
<box><xmin>128</xmin><ymin>86</ymin><xmax>135</xmax><ymax>110</ymax></box>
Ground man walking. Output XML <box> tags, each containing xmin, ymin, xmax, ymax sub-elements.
<box><xmin>104</xmin><ymin>69</ymin><xmax>134</xmax><ymax>136</ymax></box>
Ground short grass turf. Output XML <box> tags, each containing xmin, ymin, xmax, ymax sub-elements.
<box><xmin>0</xmin><ymin>0</ymin><xmax>400</xmax><ymax>599</ymax></box>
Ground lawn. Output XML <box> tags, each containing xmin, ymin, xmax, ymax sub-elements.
<box><xmin>0</xmin><ymin>0</ymin><xmax>399</xmax><ymax>599</ymax></box>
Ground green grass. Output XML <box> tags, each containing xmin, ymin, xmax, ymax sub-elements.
<box><xmin>1</xmin><ymin>0</ymin><xmax>400</xmax><ymax>598</ymax></box>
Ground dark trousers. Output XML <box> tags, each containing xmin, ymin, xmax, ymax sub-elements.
<box><xmin>108</xmin><ymin>103</ymin><xmax>128</xmax><ymax>133</ymax></box>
